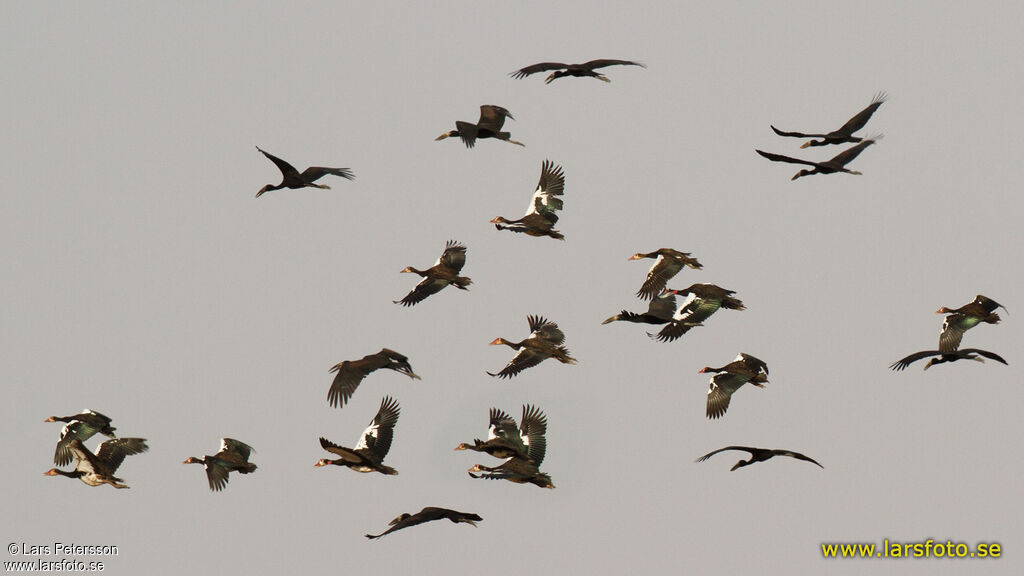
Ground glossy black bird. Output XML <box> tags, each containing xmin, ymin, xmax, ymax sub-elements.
<box><xmin>327</xmin><ymin>348</ymin><xmax>421</xmax><ymax>408</ymax></box>
<box><xmin>365</xmin><ymin>507</ymin><xmax>482</xmax><ymax>540</ymax></box>
<box><xmin>255</xmin><ymin>146</ymin><xmax>354</xmax><ymax>197</ymax></box>
<box><xmin>889</xmin><ymin>348</ymin><xmax>1008</xmax><ymax>371</ymax></box>
<box><xmin>756</xmin><ymin>136</ymin><xmax>882</xmax><ymax>180</ymax></box>
<box><xmin>696</xmin><ymin>446</ymin><xmax>823</xmax><ymax>471</ymax></box>
<box><xmin>183</xmin><ymin>438</ymin><xmax>257</xmax><ymax>492</ymax></box>
<box><xmin>45</xmin><ymin>438</ymin><xmax>148</xmax><ymax>489</ymax></box>
<box><xmin>771</xmin><ymin>92</ymin><xmax>886</xmax><ymax>147</ymax></box>
<box><xmin>315</xmin><ymin>396</ymin><xmax>401</xmax><ymax>475</ymax></box>
<box><xmin>394</xmin><ymin>241</ymin><xmax>471</xmax><ymax>306</ymax></box>
<box><xmin>491</xmin><ymin>160</ymin><xmax>566</xmax><ymax>240</ymax></box>
<box><xmin>435</xmin><ymin>105</ymin><xmax>523</xmax><ymax>148</ymax></box>
<box><xmin>45</xmin><ymin>409</ymin><xmax>117</xmax><ymax>466</ymax></box>
<box><xmin>510</xmin><ymin>59</ymin><xmax>646</xmax><ymax>83</ymax></box>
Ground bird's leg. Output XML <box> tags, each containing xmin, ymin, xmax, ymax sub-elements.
<box><xmin>310</xmin><ymin>183</ymin><xmax>331</xmax><ymax>189</ymax></box>
<box><xmin>596</xmin><ymin>75</ymin><xmax>611</xmax><ymax>83</ymax></box>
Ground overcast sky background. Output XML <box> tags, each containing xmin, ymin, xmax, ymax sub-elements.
<box><xmin>4</xmin><ymin>2</ymin><xmax>1022</xmax><ymax>574</ymax></box>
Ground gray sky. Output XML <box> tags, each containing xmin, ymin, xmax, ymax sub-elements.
<box><xmin>4</xmin><ymin>2</ymin><xmax>1021</xmax><ymax>574</ymax></box>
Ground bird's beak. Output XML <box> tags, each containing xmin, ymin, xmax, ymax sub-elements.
<box><xmin>800</xmin><ymin>141</ymin><xmax>812</xmax><ymax>149</ymax></box>
<box><xmin>435</xmin><ymin>133</ymin><xmax>449</xmax><ymax>141</ymax></box>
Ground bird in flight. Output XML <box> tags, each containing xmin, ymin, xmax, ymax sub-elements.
<box><xmin>510</xmin><ymin>59</ymin><xmax>646</xmax><ymax>84</ymax></box>
<box><xmin>255</xmin><ymin>146</ymin><xmax>354</xmax><ymax>198</ymax></box>
<box><xmin>771</xmin><ymin>92</ymin><xmax>886</xmax><ymax>148</ymax></box>
<box><xmin>491</xmin><ymin>160</ymin><xmax>567</xmax><ymax>240</ymax></box>
<box><xmin>435</xmin><ymin>105</ymin><xmax>523</xmax><ymax>148</ymax></box>
<box><xmin>365</xmin><ymin>507</ymin><xmax>482</xmax><ymax>539</ymax></box>
<box><xmin>756</xmin><ymin>136</ymin><xmax>882</xmax><ymax>180</ymax></box>
<box><xmin>695</xmin><ymin>446</ymin><xmax>823</xmax><ymax>471</ymax></box>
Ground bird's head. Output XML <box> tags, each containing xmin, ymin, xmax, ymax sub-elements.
<box><xmin>628</xmin><ymin>253</ymin><xmax>648</xmax><ymax>261</ymax></box>
<box><xmin>43</xmin><ymin>468</ymin><xmax>60</xmax><ymax>476</ymax></box>
<box><xmin>489</xmin><ymin>216</ymin><xmax>510</xmax><ymax>224</ymax></box>
<box><xmin>256</xmin><ymin>184</ymin><xmax>275</xmax><ymax>198</ymax></box>
<box><xmin>454</xmin><ymin>443</ymin><xmax>470</xmax><ymax>451</ymax></box>
<box><xmin>489</xmin><ymin>337</ymin><xmax>511</xmax><ymax>347</ymax></box>
<box><xmin>730</xmin><ymin>461</ymin><xmax>749</xmax><ymax>472</ymax></box>
<box><xmin>800</xmin><ymin>140</ymin><xmax>824</xmax><ymax>149</ymax></box>
<box><xmin>435</xmin><ymin>131</ymin><xmax>455</xmax><ymax>141</ymax></box>
<box><xmin>43</xmin><ymin>416</ymin><xmax>60</xmax><ymax>423</ymax></box>
<box><xmin>182</xmin><ymin>457</ymin><xmax>203</xmax><ymax>465</ymax></box>
<box><xmin>457</xmin><ymin>514</ymin><xmax>483</xmax><ymax>526</ymax></box>
<box><xmin>936</xmin><ymin>307</ymin><xmax>953</xmax><ymax>314</ymax></box>
<box><xmin>313</xmin><ymin>459</ymin><xmax>332</xmax><ymax>468</ymax></box>
<box><xmin>792</xmin><ymin>170</ymin><xmax>811</xmax><ymax>180</ymax></box>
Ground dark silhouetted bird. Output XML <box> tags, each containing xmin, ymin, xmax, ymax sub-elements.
<box><xmin>45</xmin><ymin>410</ymin><xmax>117</xmax><ymax>466</ymax></box>
<box><xmin>327</xmin><ymin>349</ymin><xmax>420</xmax><ymax>408</ymax></box>
<box><xmin>255</xmin><ymin>146</ymin><xmax>354</xmax><ymax>197</ymax></box>
<box><xmin>696</xmin><ymin>446</ymin><xmax>823</xmax><ymax>471</ymax></box>
<box><xmin>365</xmin><ymin>507</ymin><xmax>482</xmax><ymax>540</ymax></box>
<box><xmin>455</xmin><ymin>405</ymin><xmax>547</xmax><ymax>463</ymax></box>
<box><xmin>510</xmin><ymin>59</ymin><xmax>645</xmax><ymax>83</ymax></box>
<box><xmin>889</xmin><ymin>348</ymin><xmax>1007</xmax><ymax>371</ymax></box>
<box><xmin>602</xmin><ymin>290</ymin><xmax>677</xmax><ymax>326</ymax></box>
<box><xmin>700</xmin><ymin>353</ymin><xmax>769</xmax><ymax>419</ymax></box>
<box><xmin>756</xmin><ymin>136</ymin><xmax>882</xmax><ymax>180</ymax></box>
<box><xmin>435</xmin><ymin>105</ymin><xmax>523</xmax><ymax>148</ymax></box>
<box><xmin>649</xmin><ymin>284</ymin><xmax>745</xmax><ymax>343</ymax></box>
<box><xmin>771</xmin><ymin>92</ymin><xmax>886</xmax><ymax>148</ymax></box>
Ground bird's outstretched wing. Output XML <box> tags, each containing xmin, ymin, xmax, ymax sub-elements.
<box><xmin>256</xmin><ymin>146</ymin><xmax>300</xmax><ymax>179</ymax></box>
<box><xmin>755</xmin><ymin>149</ymin><xmax>818</xmax><ymax>167</ymax></box>
<box><xmin>510</xmin><ymin>62</ymin><xmax>569</xmax><ymax>79</ymax></box>
<box><xmin>581</xmin><ymin>59</ymin><xmax>646</xmax><ymax>70</ymax></box>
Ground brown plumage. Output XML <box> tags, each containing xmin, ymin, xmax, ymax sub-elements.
<box><xmin>435</xmin><ymin>105</ymin><xmax>523</xmax><ymax>148</ymax></box>
<box><xmin>455</xmin><ymin>405</ymin><xmax>547</xmax><ymax>463</ymax></box>
<box><xmin>629</xmin><ymin>249</ymin><xmax>703</xmax><ymax>300</ymax></box>
<box><xmin>394</xmin><ymin>240</ymin><xmax>471</xmax><ymax>306</ymax></box>
<box><xmin>699</xmin><ymin>353</ymin><xmax>769</xmax><ymax>419</ymax></box>
<box><xmin>327</xmin><ymin>348</ymin><xmax>420</xmax><ymax>408</ymax></box>
<box><xmin>315</xmin><ymin>396</ymin><xmax>400</xmax><ymax>475</ymax></box>
<box><xmin>510</xmin><ymin>59</ymin><xmax>646</xmax><ymax>84</ymax></box>
<box><xmin>365</xmin><ymin>507</ymin><xmax>482</xmax><ymax>539</ymax></box>
<box><xmin>255</xmin><ymin>146</ymin><xmax>354</xmax><ymax>197</ymax></box>
<box><xmin>937</xmin><ymin>295</ymin><xmax>1006</xmax><ymax>353</ymax></box>
<box><xmin>487</xmin><ymin>315</ymin><xmax>577</xmax><ymax>379</ymax></box>
<box><xmin>468</xmin><ymin>457</ymin><xmax>554</xmax><ymax>489</ymax></box>
<box><xmin>756</xmin><ymin>136</ymin><xmax>882</xmax><ymax>180</ymax></box>
<box><xmin>45</xmin><ymin>409</ymin><xmax>117</xmax><ymax>466</ymax></box>
<box><xmin>45</xmin><ymin>438</ymin><xmax>148</xmax><ymax>489</ymax></box>
<box><xmin>771</xmin><ymin>92</ymin><xmax>886</xmax><ymax>148</ymax></box>
<box><xmin>491</xmin><ymin>160</ymin><xmax>566</xmax><ymax>240</ymax></box>
<box><xmin>649</xmin><ymin>284</ymin><xmax>745</xmax><ymax>343</ymax></box>
<box><xmin>183</xmin><ymin>438</ymin><xmax>257</xmax><ymax>492</ymax></box>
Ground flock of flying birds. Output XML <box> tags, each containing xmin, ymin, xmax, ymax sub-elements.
<box><xmin>41</xmin><ymin>60</ymin><xmax>1008</xmax><ymax>540</ymax></box>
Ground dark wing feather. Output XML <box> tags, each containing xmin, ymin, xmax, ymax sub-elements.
<box><xmin>939</xmin><ymin>314</ymin><xmax>966</xmax><ymax>353</ymax></box>
<box><xmin>221</xmin><ymin>438</ymin><xmax>254</xmax><ymax>462</ymax></box>
<box><xmin>454</xmin><ymin>121</ymin><xmax>478</xmax><ymax>148</ymax></box>
<box><xmin>580</xmin><ymin>59</ymin><xmax>646</xmax><ymax>70</ymax></box>
<box><xmin>646</xmin><ymin>291</ymin><xmax>677</xmax><ymax>320</ymax></box>
<box><xmin>478</xmin><ymin>105</ymin><xmax>511</xmax><ymax>132</ymax></box>
<box><xmin>395</xmin><ymin>277</ymin><xmax>449</xmax><ymax>307</ymax></box>
<box><xmin>774</xmin><ymin>449</ymin><xmax>824</xmax><ymax>468</ymax></box>
<box><xmin>510</xmin><ymin>62</ymin><xmax>569</xmax><ymax>78</ymax></box>
<box><xmin>889</xmin><ymin>350</ymin><xmax>939</xmax><ymax>371</ymax></box>
<box><xmin>205</xmin><ymin>460</ymin><xmax>230</xmax><ymax>491</ymax></box>
<box><xmin>755</xmin><ymin>149</ymin><xmax>818</xmax><ymax>167</ymax></box>
<box><xmin>826</xmin><ymin>139</ymin><xmax>878</xmax><ymax>167</ymax></box>
<box><xmin>519</xmin><ymin>404</ymin><xmax>548</xmax><ymax>465</ymax></box>
<box><xmin>319</xmin><ymin>437</ymin><xmax>363</xmax><ymax>463</ymax></box>
<box><xmin>300</xmin><ymin>166</ymin><xmax>355</xmax><ymax>182</ymax></box>
<box><xmin>360</xmin><ymin>396</ymin><xmax>400</xmax><ymax>460</ymax></box>
<box><xmin>328</xmin><ymin>361</ymin><xmax>368</xmax><ymax>407</ymax></box>
<box><xmin>770</xmin><ymin>125</ymin><xmax>824</xmax><ymax>138</ymax></box>
<box><xmin>488</xmin><ymin>348</ymin><xmax>546</xmax><ymax>379</ymax></box>
<box><xmin>637</xmin><ymin>256</ymin><xmax>683</xmax><ymax>300</ymax></box>
<box><xmin>960</xmin><ymin>348</ymin><xmax>1008</xmax><ymax>365</ymax></box>
<box><xmin>834</xmin><ymin>93</ymin><xmax>885</xmax><ymax>136</ymax></box>
<box><xmin>256</xmin><ymin>147</ymin><xmax>300</xmax><ymax>179</ymax></box>
<box><xmin>439</xmin><ymin>240</ymin><xmax>467</xmax><ymax>273</ymax></box>
<box><xmin>695</xmin><ymin>445</ymin><xmax>755</xmax><ymax>463</ymax></box>
<box><xmin>95</xmin><ymin>438</ymin><xmax>148</xmax><ymax>472</ymax></box>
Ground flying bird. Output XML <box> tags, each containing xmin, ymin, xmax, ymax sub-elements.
<box><xmin>255</xmin><ymin>146</ymin><xmax>354</xmax><ymax>198</ymax></box>
<box><xmin>756</xmin><ymin>136</ymin><xmax>882</xmax><ymax>180</ymax></box>
<box><xmin>696</xmin><ymin>446</ymin><xmax>823</xmax><ymax>471</ymax></box>
<box><xmin>771</xmin><ymin>92</ymin><xmax>886</xmax><ymax>148</ymax></box>
<box><xmin>365</xmin><ymin>507</ymin><xmax>482</xmax><ymax>540</ymax></box>
<box><xmin>488</xmin><ymin>315</ymin><xmax>577</xmax><ymax>379</ymax></box>
<box><xmin>468</xmin><ymin>457</ymin><xmax>554</xmax><ymax>489</ymax></box>
<box><xmin>435</xmin><ymin>105</ymin><xmax>523</xmax><ymax>148</ymax></box>
<box><xmin>455</xmin><ymin>405</ymin><xmax>547</xmax><ymax>463</ymax></box>
<box><xmin>491</xmin><ymin>160</ymin><xmax>566</xmax><ymax>240</ymax></box>
<box><xmin>602</xmin><ymin>290</ymin><xmax>677</xmax><ymax>326</ymax></box>
<box><xmin>700</xmin><ymin>353</ymin><xmax>769</xmax><ymax>419</ymax></box>
<box><xmin>45</xmin><ymin>409</ymin><xmax>117</xmax><ymax>466</ymax></box>
<box><xmin>394</xmin><ymin>240</ymin><xmax>471</xmax><ymax>306</ymax></box>
<box><xmin>183</xmin><ymin>438</ymin><xmax>257</xmax><ymax>492</ymax></box>
<box><xmin>936</xmin><ymin>295</ymin><xmax>1006</xmax><ymax>352</ymax></box>
<box><xmin>327</xmin><ymin>348</ymin><xmax>420</xmax><ymax>408</ymax></box>
<box><xmin>510</xmin><ymin>59</ymin><xmax>646</xmax><ymax>84</ymax></box>
<box><xmin>629</xmin><ymin>248</ymin><xmax>703</xmax><ymax>300</ymax></box>
<box><xmin>889</xmin><ymin>348</ymin><xmax>1008</xmax><ymax>371</ymax></box>
<box><xmin>315</xmin><ymin>396</ymin><xmax>401</xmax><ymax>475</ymax></box>
<box><xmin>45</xmin><ymin>438</ymin><xmax>148</xmax><ymax>489</ymax></box>
<box><xmin>649</xmin><ymin>284</ymin><xmax>745</xmax><ymax>343</ymax></box>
